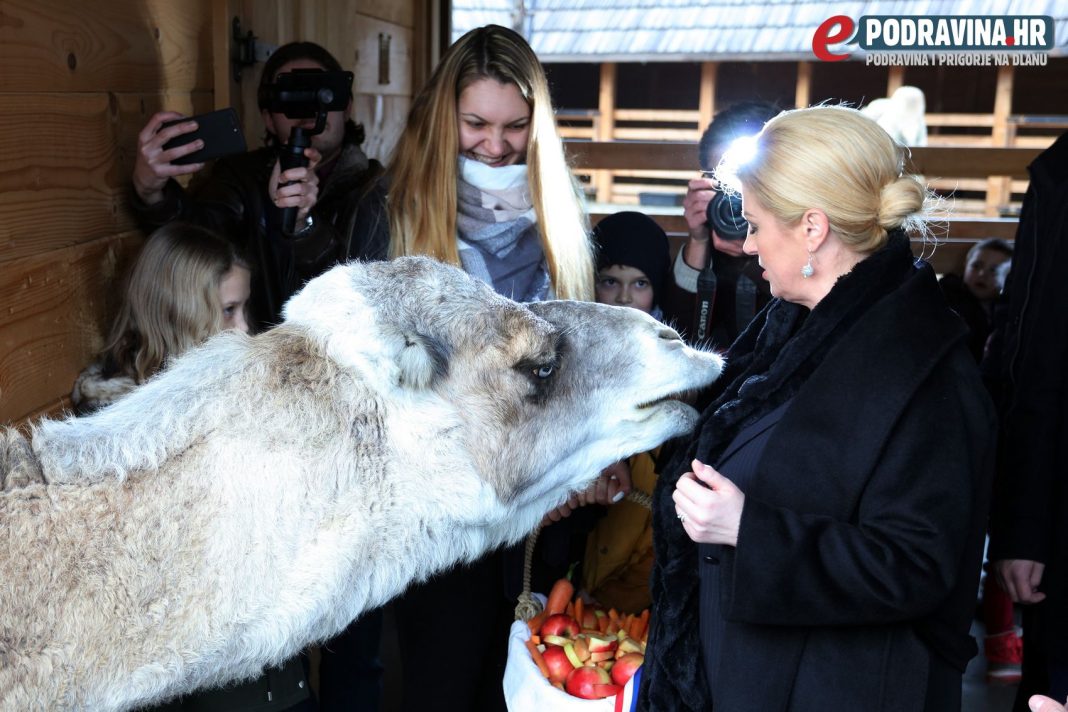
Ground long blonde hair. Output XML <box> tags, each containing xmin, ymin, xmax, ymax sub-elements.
<box><xmin>387</xmin><ymin>24</ymin><xmax>593</xmax><ymax>300</ymax></box>
<box><xmin>101</xmin><ymin>223</ymin><xmax>250</xmax><ymax>382</ymax></box>
<box><xmin>736</xmin><ymin>106</ymin><xmax>928</xmax><ymax>254</ymax></box>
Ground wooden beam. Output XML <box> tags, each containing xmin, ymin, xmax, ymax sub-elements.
<box><xmin>594</xmin><ymin>62</ymin><xmax>617</xmax><ymax>202</ymax></box>
<box><xmin>887</xmin><ymin>66</ymin><xmax>905</xmax><ymax>96</ymax></box>
<box><xmin>987</xmin><ymin>65</ymin><xmax>1015</xmax><ymax>215</ymax></box>
<box><xmin>795</xmin><ymin>62</ymin><xmax>811</xmax><ymax>109</ymax></box>
<box><xmin>698</xmin><ymin>61</ymin><xmax>716</xmax><ymax>129</ymax></box>
<box><xmin>566</xmin><ymin>141</ymin><xmax>1038</xmax><ymax>180</ymax></box>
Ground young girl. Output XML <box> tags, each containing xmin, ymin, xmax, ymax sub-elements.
<box><xmin>73</xmin><ymin>223</ymin><xmax>250</xmax><ymax>412</ymax></box>
<box><xmin>71</xmin><ymin>224</ymin><xmax>315</xmax><ymax>711</ymax></box>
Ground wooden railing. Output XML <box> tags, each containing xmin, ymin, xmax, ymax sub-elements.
<box><xmin>559</xmin><ymin>111</ymin><xmax>1062</xmax><ymax>216</ymax></box>
<box><xmin>565</xmin><ymin>140</ymin><xmax>1036</xmax><ymax>275</ymax></box>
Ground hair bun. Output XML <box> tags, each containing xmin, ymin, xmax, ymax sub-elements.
<box><xmin>877</xmin><ymin>175</ymin><xmax>925</xmax><ymax>231</ymax></box>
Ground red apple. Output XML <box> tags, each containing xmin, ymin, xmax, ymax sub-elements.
<box><xmin>610</xmin><ymin>652</ymin><xmax>644</xmax><ymax>687</ymax></box>
<box><xmin>585</xmin><ymin>633</ymin><xmax>618</xmax><ymax>654</ymax></box>
<box><xmin>565</xmin><ymin>665</ymin><xmax>614</xmax><ymax>699</ymax></box>
<box><xmin>593</xmin><ymin>683</ymin><xmax>623</xmax><ymax>698</ymax></box>
<box><xmin>541</xmin><ymin>644</ymin><xmax>577</xmax><ymax>684</ymax></box>
<box><xmin>540</xmin><ymin>613</ymin><xmax>580</xmax><ymax>639</ymax></box>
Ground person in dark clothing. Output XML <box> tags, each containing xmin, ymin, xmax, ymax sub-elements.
<box><xmin>130</xmin><ymin>41</ymin><xmax>385</xmax><ymax>329</ymax></box>
<box><xmin>638</xmin><ymin>106</ymin><xmax>996</xmax><ymax>712</ymax></box>
<box><xmin>130</xmin><ymin>41</ymin><xmax>386</xmax><ymax>711</ymax></box>
<box><xmin>939</xmin><ymin>238</ymin><xmax>1013</xmax><ymax>361</ymax></box>
<box><xmin>663</xmin><ymin>101</ymin><xmax>780</xmax><ymax>348</ymax></box>
<box><xmin>987</xmin><ymin>131</ymin><xmax>1068</xmax><ymax>710</ymax></box>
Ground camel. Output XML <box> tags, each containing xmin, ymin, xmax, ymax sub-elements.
<box><xmin>0</xmin><ymin>256</ymin><xmax>722</xmax><ymax>710</ymax></box>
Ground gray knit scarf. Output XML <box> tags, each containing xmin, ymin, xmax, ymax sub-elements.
<box><xmin>455</xmin><ymin>156</ymin><xmax>551</xmax><ymax>302</ymax></box>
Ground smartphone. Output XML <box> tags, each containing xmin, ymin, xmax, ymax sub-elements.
<box><xmin>161</xmin><ymin>108</ymin><xmax>247</xmax><ymax>165</ymax></box>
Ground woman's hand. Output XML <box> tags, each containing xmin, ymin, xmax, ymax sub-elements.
<box><xmin>1030</xmin><ymin>695</ymin><xmax>1068</xmax><ymax>712</ymax></box>
<box><xmin>672</xmin><ymin>459</ymin><xmax>745</xmax><ymax>546</ymax></box>
<box><xmin>541</xmin><ymin>460</ymin><xmax>633</xmax><ymax>525</ymax></box>
<box><xmin>994</xmin><ymin>559</ymin><xmax>1047</xmax><ymax>604</ymax></box>
<box><xmin>269</xmin><ymin>147</ymin><xmax>322</xmax><ymax>223</ymax></box>
<box><xmin>133</xmin><ymin>111</ymin><xmax>206</xmax><ymax>205</ymax></box>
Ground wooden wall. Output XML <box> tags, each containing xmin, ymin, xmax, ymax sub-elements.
<box><xmin>0</xmin><ymin>0</ymin><xmax>424</xmax><ymax>424</ymax></box>
<box><xmin>230</xmin><ymin>0</ymin><xmax>418</xmax><ymax>164</ymax></box>
<box><xmin>0</xmin><ymin>0</ymin><xmax>214</xmax><ymax>424</ymax></box>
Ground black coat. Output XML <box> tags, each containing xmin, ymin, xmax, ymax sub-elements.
<box><xmin>640</xmin><ymin>234</ymin><xmax>996</xmax><ymax>711</ymax></box>
<box><xmin>132</xmin><ymin>142</ymin><xmax>385</xmax><ymax>328</ymax></box>
<box><xmin>987</xmin><ymin>132</ymin><xmax>1068</xmax><ymax>645</ymax></box>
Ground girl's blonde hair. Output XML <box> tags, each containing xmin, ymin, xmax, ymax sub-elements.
<box><xmin>735</xmin><ymin>105</ymin><xmax>928</xmax><ymax>253</ymax></box>
<box><xmin>101</xmin><ymin>223</ymin><xmax>250</xmax><ymax>382</ymax></box>
<box><xmin>386</xmin><ymin>24</ymin><xmax>593</xmax><ymax>300</ymax></box>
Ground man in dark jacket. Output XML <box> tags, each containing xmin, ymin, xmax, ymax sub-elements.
<box><xmin>662</xmin><ymin>102</ymin><xmax>779</xmax><ymax>347</ymax></box>
<box><xmin>128</xmin><ymin>41</ymin><xmax>385</xmax><ymax>712</ymax></box>
<box><xmin>130</xmin><ymin>41</ymin><xmax>385</xmax><ymax>330</ymax></box>
<box><xmin>988</xmin><ymin>131</ymin><xmax>1068</xmax><ymax>709</ymax></box>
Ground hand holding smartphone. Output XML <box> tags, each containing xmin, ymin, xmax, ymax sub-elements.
<box><xmin>161</xmin><ymin>108</ymin><xmax>247</xmax><ymax>166</ymax></box>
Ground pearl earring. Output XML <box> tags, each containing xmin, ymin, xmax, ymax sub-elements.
<box><xmin>801</xmin><ymin>253</ymin><xmax>814</xmax><ymax>279</ymax></box>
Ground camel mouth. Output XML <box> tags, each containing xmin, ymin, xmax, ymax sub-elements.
<box><xmin>635</xmin><ymin>388</ymin><xmax>699</xmax><ymax>412</ymax></box>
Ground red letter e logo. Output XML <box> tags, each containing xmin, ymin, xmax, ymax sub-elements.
<box><xmin>812</xmin><ymin>15</ymin><xmax>855</xmax><ymax>61</ymax></box>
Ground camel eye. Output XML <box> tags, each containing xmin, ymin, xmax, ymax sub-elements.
<box><xmin>533</xmin><ymin>364</ymin><xmax>554</xmax><ymax>379</ymax></box>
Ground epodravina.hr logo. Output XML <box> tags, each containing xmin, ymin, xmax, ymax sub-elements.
<box><xmin>812</xmin><ymin>15</ymin><xmax>1054</xmax><ymax>66</ymax></box>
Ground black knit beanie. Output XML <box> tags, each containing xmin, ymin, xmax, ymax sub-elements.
<box><xmin>593</xmin><ymin>211</ymin><xmax>671</xmax><ymax>306</ymax></box>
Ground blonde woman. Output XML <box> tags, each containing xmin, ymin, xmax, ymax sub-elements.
<box><xmin>353</xmin><ymin>23</ymin><xmax>593</xmax><ymax>303</ymax></box>
<box><xmin>349</xmin><ymin>24</ymin><xmax>606</xmax><ymax>712</ymax></box>
<box><xmin>640</xmin><ymin>107</ymin><xmax>996</xmax><ymax>711</ymax></box>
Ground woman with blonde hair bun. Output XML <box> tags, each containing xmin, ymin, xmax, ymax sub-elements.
<box><xmin>639</xmin><ymin>106</ymin><xmax>996</xmax><ymax>711</ymax></box>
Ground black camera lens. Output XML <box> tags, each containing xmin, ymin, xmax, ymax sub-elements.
<box><xmin>706</xmin><ymin>190</ymin><xmax>748</xmax><ymax>241</ymax></box>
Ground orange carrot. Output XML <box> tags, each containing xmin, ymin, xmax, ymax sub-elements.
<box><xmin>574</xmin><ymin>597</ymin><xmax>585</xmax><ymax>629</ymax></box>
<box><xmin>527</xmin><ymin>609</ymin><xmax>548</xmax><ymax>636</ymax></box>
<box><xmin>546</xmin><ymin>577</ymin><xmax>574</xmax><ymax>616</ymax></box>
<box><xmin>627</xmin><ymin>614</ymin><xmax>643</xmax><ymax>641</ymax></box>
<box><xmin>526</xmin><ymin>639</ymin><xmax>551</xmax><ymax>679</ymax></box>
<box><xmin>566</xmin><ymin>600</ymin><xmax>574</xmax><ymax>617</ymax></box>
<box><xmin>637</xmin><ymin>608</ymin><xmax>651</xmax><ymax>643</ymax></box>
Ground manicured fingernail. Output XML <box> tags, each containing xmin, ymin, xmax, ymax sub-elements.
<box><xmin>612</xmin><ymin>491</ymin><xmax>625</xmax><ymax>503</ymax></box>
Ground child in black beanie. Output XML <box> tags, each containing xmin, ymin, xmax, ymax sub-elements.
<box><xmin>592</xmin><ymin>211</ymin><xmax>671</xmax><ymax>319</ymax></box>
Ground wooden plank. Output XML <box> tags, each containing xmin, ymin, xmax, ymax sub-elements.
<box><xmin>595</xmin><ymin>63</ymin><xmax>617</xmax><ymax>203</ymax></box>
<box><xmin>590</xmin><ymin>210</ymin><xmax>1017</xmax><ymax>242</ymax></box>
<box><xmin>795</xmin><ymin>62</ymin><xmax>811</xmax><ymax>110</ymax></box>
<box><xmin>698</xmin><ymin>62</ymin><xmax>716</xmax><ymax>130</ymax></box>
<box><xmin>613</xmin><ymin>128</ymin><xmax>701</xmax><ymax>141</ymax></box>
<box><xmin>987</xmin><ymin>65</ymin><xmax>1015</xmax><ymax>215</ymax></box>
<box><xmin>0</xmin><ymin>231</ymin><xmax>144</xmax><ymax>424</ymax></box>
<box><xmin>355</xmin><ymin>0</ymin><xmax>415</xmax><ymax>27</ymax></box>
<box><xmin>0</xmin><ymin>91</ymin><xmax>212</xmax><ymax>265</ymax></box>
<box><xmin>567</xmin><ymin>141</ymin><xmax>1038</xmax><ymax>180</ymax></box>
<box><xmin>567</xmin><ymin>141</ymin><xmax>697</xmax><ymax>171</ymax></box>
<box><xmin>613</xmin><ymin>109</ymin><xmax>701</xmax><ymax>122</ymax></box>
<box><xmin>926</xmin><ymin>113</ymin><xmax>996</xmax><ymax>127</ymax></box>
<box><xmin>887</xmin><ymin>66</ymin><xmax>904</xmax><ymax>96</ymax></box>
<box><xmin>0</xmin><ymin>0</ymin><xmax>212</xmax><ymax>93</ymax></box>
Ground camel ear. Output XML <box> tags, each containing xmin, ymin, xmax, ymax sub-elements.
<box><xmin>395</xmin><ymin>332</ymin><xmax>449</xmax><ymax>389</ymax></box>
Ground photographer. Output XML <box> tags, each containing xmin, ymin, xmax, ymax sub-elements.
<box><xmin>131</xmin><ymin>41</ymin><xmax>384</xmax><ymax>329</ymax></box>
<box><xmin>664</xmin><ymin>101</ymin><xmax>782</xmax><ymax>348</ymax></box>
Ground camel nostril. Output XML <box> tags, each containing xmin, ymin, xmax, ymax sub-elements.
<box><xmin>658</xmin><ymin>326</ymin><xmax>682</xmax><ymax>342</ymax></box>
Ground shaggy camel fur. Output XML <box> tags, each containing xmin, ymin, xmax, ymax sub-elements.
<box><xmin>0</xmin><ymin>257</ymin><xmax>722</xmax><ymax>711</ymax></box>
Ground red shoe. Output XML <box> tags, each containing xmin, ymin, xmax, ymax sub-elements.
<box><xmin>984</xmin><ymin>629</ymin><xmax>1023</xmax><ymax>684</ymax></box>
